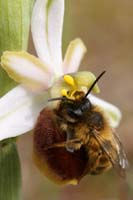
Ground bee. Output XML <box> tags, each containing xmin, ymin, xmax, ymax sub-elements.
<box><xmin>33</xmin><ymin>71</ymin><xmax>128</xmax><ymax>185</ymax></box>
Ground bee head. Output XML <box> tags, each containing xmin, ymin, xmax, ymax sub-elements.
<box><xmin>61</xmin><ymin>95</ymin><xmax>92</xmax><ymax>120</ymax></box>
<box><xmin>48</xmin><ymin>71</ymin><xmax>106</xmax><ymax>121</ymax></box>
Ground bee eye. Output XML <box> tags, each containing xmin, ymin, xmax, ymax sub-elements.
<box><xmin>67</xmin><ymin>108</ymin><xmax>82</xmax><ymax>118</ymax></box>
<box><xmin>81</xmin><ymin>99</ymin><xmax>91</xmax><ymax>111</ymax></box>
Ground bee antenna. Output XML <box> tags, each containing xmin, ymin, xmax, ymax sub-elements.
<box><xmin>48</xmin><ymin>96</ymin><xmax>76</xmax><ymax>103</ymax></box>
<box><xmin>48</xmin><ymin>96</ymin><xmax>66</xmax><ymax>102</ymax></box>
<box><xmin>84</xmin><ymin>71</ymin><xmax>106</xmax><ymax>98</ymax></box>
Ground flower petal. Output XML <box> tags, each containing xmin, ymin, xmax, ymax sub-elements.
<box><xmin>31</xmin><ymin>0</ymin><xmax>64</xmax><ymax>76</ymax></box>
<box><xmin>1</xmin><ymin>51</ymin><xmax>52</xmax><ymax>91</ymax></box>
<box><xmin>63</xmin><ymin>38</ymin><xmax>87</xmax><ymax>74</ymax></box>
<box><xmin>89</xmin><ymin>94</ymin><xmax>122</xmax><ymax>128</ymax></box>
<box><xmin>0</xmin><ymin>85</ymin><xmax>49</xmax><ymax>141</ymax></box>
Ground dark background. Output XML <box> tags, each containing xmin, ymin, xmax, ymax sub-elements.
<box><xmin>18</xmin><ymin>1</ymin><xmax>133</xmax><ymax>199</ymax></box>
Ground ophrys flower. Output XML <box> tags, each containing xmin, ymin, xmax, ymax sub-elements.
<box><xmin>0</xmin><ymin>0</ymin><xmax>121</xmax><ymax>143</ymax></box>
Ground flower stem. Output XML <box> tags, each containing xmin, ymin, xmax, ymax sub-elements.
<box><xmin>0</xmin><ymin>1</ymin><xmax>34</xmax><ymax>199</ymax></box>
<box><xmin>0</xmin><ymin>139</ymin><xmax>21</xmax><ymax>200</ymax></box>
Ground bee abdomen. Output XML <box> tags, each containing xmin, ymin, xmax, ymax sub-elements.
<box><xmin>33</xmin><ymin>107</ymin><xmax>89</xmax><ymax>185</ymax></box>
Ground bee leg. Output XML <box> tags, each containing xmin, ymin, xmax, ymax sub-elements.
<box><xmin>66</xmin><ymin>128</ymin><xmax>75</xmax><ymax>152</ymax></box>
<box><xmin>66</xmin><ymin>141</ymin><xmax>82</xmax><ymax>153</ymax></box>
<box><xmin>44</xmin><ymin>138</ymin><xmax>82</xmax><ymax>152</ymax></box>
<box><xmin>65</xmin><ymin>128</ymin><xmax>83</xmax><ymax>152</ymax></box>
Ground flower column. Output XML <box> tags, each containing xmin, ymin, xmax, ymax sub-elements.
<box><xmin>0</xmin><ymin>0</ymin><xmax>34</xmax><ymax>199</ymax></box>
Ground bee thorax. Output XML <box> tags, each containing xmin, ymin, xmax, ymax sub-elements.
<box><xmin>87</xmin><ymin>110</ymin><xmax>105</xmax><ymax>131</ymax></box>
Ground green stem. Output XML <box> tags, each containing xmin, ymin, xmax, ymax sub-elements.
<box><xmin>0</xmin><ymin>139</ymin><xmax>21</xmax><ymax>200</ymax></box>
<box><xmin>0</xmin><ymin>1</ymin><xmax>34</xmax><ymax>199</ymax></box>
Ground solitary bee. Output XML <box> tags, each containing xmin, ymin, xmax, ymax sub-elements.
<box><xmin>34</xmin><ymin>71</ymin><xmax>128</xmax><ymax>185</ymax></box>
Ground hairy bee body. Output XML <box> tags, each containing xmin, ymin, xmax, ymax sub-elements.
<box><xmin>54</xmin><ymin>102</ymin><xmax>113</xmax><ymax>175</ymax></box>
<box><xmin>34</xmin><ymin>72</ymin><xmax>128</xmax><ymax>184</ymax></box>
<box><xmin>34</xmin><ymin>96</ymin><xmax>128</xmax><ymax>184</ymax></box>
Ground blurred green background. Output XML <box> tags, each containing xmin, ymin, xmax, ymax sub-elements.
<box><xmin>18</xmin><ymin>0</ymin><xmax>133</xmax><ymax>199</ymax></box>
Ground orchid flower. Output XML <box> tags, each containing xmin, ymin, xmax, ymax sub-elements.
<box><xmin>0</xmin><ymin>0</ymin><xmax>121</xmax><ymax>141</ymax></box>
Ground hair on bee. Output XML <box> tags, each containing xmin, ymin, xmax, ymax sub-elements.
<box><xmin>34</xmin><ymin>70</ymin><xmax>128</xmax><ymax>184</ymax></box>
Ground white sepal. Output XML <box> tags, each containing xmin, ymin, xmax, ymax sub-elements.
<box><xmin>31</xmin><ymin>0</ymin><xmax>64</xmax><ymax>76</ymax></box>
<box><xmin>0</xmin><ymin>85</ymin><xmax>49</xmax><ymax>141</ymax></box>
<box><xmin>47</xmin><ymin>0</ymin><xmax>64</xmax><ymax>71</ymax></box>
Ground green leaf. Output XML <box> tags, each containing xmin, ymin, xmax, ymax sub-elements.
<box><xmin>0</xmin><ymin>139</ymin><xmax>21</xmax><ymax>200</ymax></box>
<box><xmin>0</xmin><ymin>0</ymin><xmax>34</xmax><ymax>96</ymax></box>
<box><xmin>0</xmin><ymin>1</ymin><xmax>35</xmax><ymax>199</ymax></box>
<box><xmin>0</xmin><ymin>0</ymin><xmax>34</xmax><ymax>53</ymax></box>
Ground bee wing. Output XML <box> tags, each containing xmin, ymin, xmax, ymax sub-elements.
<box><xmin>93</xmin><ymin>129</ymin><xmax>128</xmax><ymax>178</ymax></box>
